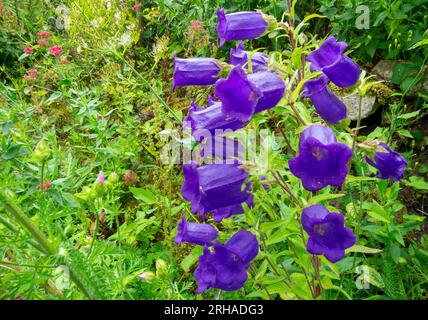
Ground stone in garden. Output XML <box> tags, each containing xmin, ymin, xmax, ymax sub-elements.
<box><xmin>342</xmin><ymin>93</ymin><xmax>377</xmax><ymax>120</ymax></box>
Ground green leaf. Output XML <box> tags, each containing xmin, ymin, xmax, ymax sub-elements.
<box><xmin>405</xmin><ymin>176</ymin><xmax>428</xmax><ymax>191</ymax></box>
<box><xmin>180</xmin><ymin>246</ymin><xmax>203</xmax><ymax>273</ymax></box>
<box><xmin>346</xmin><ymin>245</ymin><xmax>382</xmax><ymax>254</ymax></box>
<box><xmin>308</xmin><ymin>193</ymin><xmax>344</xmax><ymax>205</ymax></box>
<box><xmin>397</xmin><ymin>110</ymin><xmax>420</xmax><ymax>119</ymax></box>
<box><xmin>129</xmin><ymin>187</ymin><xmax>157</xmax><ymax>204</ymax></box>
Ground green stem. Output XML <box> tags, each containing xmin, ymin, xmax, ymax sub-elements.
<box><xmin>0</xmin><ymin>189</ymin><xmax>94</xmax><ymax>299</ymax></box>
<box><xmin>114</xmin><ymin>52</ymin><xmax>182</xmax><ymax>124</ymax></box>
<box><xmin>0</xmin><ymin>189</ymin><xmax>56</xmax><ymax>255</ymax></box>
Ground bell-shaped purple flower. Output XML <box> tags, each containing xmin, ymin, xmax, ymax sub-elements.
<box><xmin>230</xmin><ymin>42</ymin><xmax>268</xmax><ymax>72</ymax></box>
<box><xmin>212</xmin><ymin>185</ymin><xmax>254</xmax><ymax>222</ymax></box>
<box><xmin>183</xmin><ymin>100</ymin><xmax>248</xmax><ymax>142</ymax></box>
<box><xmin>174</xmin><ymin>215</ymin><xmax>218</xmax><ymax>246</ymax></box>
<box><xmin>173</xmin><ymin>53</ymin><xmax>222</xmax><ymax>90</ymax></box>
<box><xmin>306</xmin><ymin>36</ymin><xmax>360</xmax><ymax>88</ymax></box>
<box><xmin>217</xmin><ymin>9</ymin><xmax>269</xmax><ymax>47</ymax></box>
<box><xmin>200</xmin><ymin>135</ymin><xmax>245</xmax><ymax>165</ymax></box>
<box><xmin>302</xmin><ymin>75</ymin><xmax>347</xmax><ymax>124</ymax></box>
<box><xmin>289</xmin><ymin>125</ymin><xmax>352</xmax><ymax>192</ymax></box>
<box><xmin>302</xmin><ymin>205</ymin><xmax>356</xmax><ymax>263</ymax></box>
<box><xmin>214</xmin><ymin>66</ymin><xmax>261</xmax><ymax>122</ymax></box>
<box><xmin>194</xmin><ymin>230</ymin><xmax>258</xmax><ymax>293</ymax></box>
<box><xmin>365</xmin><ymin>141</ymin><xmax>407</xmax><ymax>182</ymax></box>
<box><xmin>215</xmin><ymin>67</ymin><xmax>285</xmax><ymax>121</ymax></box>
<box><xmin>181</xmin><ymin>161</ymin><xmax>251</xmax><ymax>218</ymax></box>
<box><xmin>248</xmin><ymin>71</ymin><xmax>285</xmax><ymax>113</ymax></box>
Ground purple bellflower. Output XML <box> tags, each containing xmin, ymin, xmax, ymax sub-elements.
<box><xmin>174</xmin><ymin>215</ymin><xmax>219</xmax><ymax>246</ymax></box>
<box><xmin>194</xmin><ymin>230</ymin><xmax>258</xmax><ymax>293</ymax></box>
<box><xmin>306</xmin><ymin>36</ymin><xmax>360</xmax><ymax>88</ymax></box>
<box><xmin>217</xmin><ymin>9</ymin><xmax>269</xmax><ymax>47</ymax></box>
<box><xmin>214</xmin><ymin>66</ymin><xmax>261</xmax><ymax>122</ymax></box>
<box><xmin>230</xmin><ymin>42</ymin><xmax>268</xmax><ymax>72</ymax></box>
<box><xmin>302</xmin><ymin>204</ymin><xmax>356</xmax><ymax>263</ymax></box>
<box><xmin>248</xmin><ymin>71</ymin><xmax>285</xmax><ymax>113</ymax></box>
<box><xmin>365</xmin><ymin>141</ymin><xmax>407</xmax><ymax>182</ymax></box>
<box><xmin>302</xmin><ymin>75</ymin><xmax>347</xmax><ymax>124</ymax></box>
<box><xmin>183</xmin><ymin>100</ymin><xmax>248</xmax><ymax>142</ymax></box>
<box><xmin>289</xmin><ymin>125</ymin><xmax>352</xmax><ymax>192</ymax></box>
<box><xmin>181</xmin><ymin>161</ymin><xmax>252</xmax><ymax>218</ymax></box>
<box><xmin>200</xmin><ymin>135</ymin><xmax>246</xmax><ymax>165</ymax></box>
<box><xmin>212</xmin><ymin>184</ymin><xmax>254</xmax><ymax>222</ymax></box>
<box><xmin>215</xmin><ymin>66</ymin><xmax>285</xmax><ymax>121</ymax></box>
<box><xmin>173</xmin><ymin>53</ymin><xmax>222</xmax><ymax>90</ymax></box>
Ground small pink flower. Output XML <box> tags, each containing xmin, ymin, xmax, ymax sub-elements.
<box><xmin>24</xmin><ymin>46</ymin><xmax>34</xmax><ymax>54</ymax></box>
<box><xmin>96</xmin><ymin>171</ymin><xmax>105</xmax><ymax>184</ymax></box>
<box><xmin>23</xmin><ymin>68</ymin><xmax>37</xmax><ymax>81</ymax></box>
<box><xmin>37</xmin><ymin>180</ymin><xmax>52</xmax><ymax>192</ymax></box>
<box><xmin>132</xmin><ymin>2</ymin><xmax>142</xmax><ymax>10</ymax></box>
<box><xmin>37</xmin><ymin>31</ymin><xmax>51</xmax><ymax>38</ymax></box>
<box><xmin>124</xmin><ymin>170</ymin><xmax>138</xmax><ymax>186</ymax></box>
<box><xmin>59</xmin><ymin>58</ymin><xmax>69</xmax><ymax>65</ymax></box>
<box><xmin>37</xmin><ymin>39</ymin><xmax>49</xmax><ymax>47</ymax></box>
<box><xmin>48</xmin><ymin>45</ymin><xmax>62</xmax><ymax>58</ymax></box>
<box><xmin>190</xmin><ymin>20</ymin><xmax>204</xmax><ymax>31</ymax></box>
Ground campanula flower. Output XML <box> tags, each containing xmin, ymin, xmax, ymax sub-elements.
<box><xmin>302</xmin><ymin>205</ymin><xmax>356</xmax><ymax>262</ymax></box>
<box><xmin>216</xmin><ymin>9</ymin><xmax>270</xmax><ymax>47</ymax></box>
<box><xmin>364</xmin><ymin>141</ymin><xmax>407</xmax><ymax>181</ymax></box>
<box><xmin>289</xmin><ymin>125</ymin><xmax>352</xmax><ymax>192</ymax></box>
<box><xmin>249</xmin><ymin>70</ymin><xmax>285</xmax><ymax>113</ymax></box>
<box><xmin>174</xmin><ymin>215</ymin><xmax>218</xmax><ymax>246</ymax></box>
<box><xmin>181</xmin><ymin>161</ymin><xmax>251</xmax><ymax>218</ymax></box>
<box><xmin>173</xmin><ymin>53</ymin><xmax>222</xmax><ymax>90</ymax></box>
<box><xmin>183</xmin><ymin>100</ymin><xmax>248</xmax><ymax>142</ymax></box>
<box><xmin>215</xmin><ymin>66</ymin><xmax>261</xmax><ymax>122</ymax></box>
<box><xmin>230</xmin><ymin>42</ymin><xmax>268</xmax><ymax>72</ymax></box>
<box><xmin>194</xmin><ymin>230</ymin><xmax>258</xmax><ymax>293</ymax></box>
<box><xmin>212</xmin><ymin>185</ymin><xmax>254</xmax><ymax>222</ymax></box>
<box><xmin>306</xmin><ymin>36</ymin><xmax>360</xmax><ymax>88</ymax></box>
<box><xmin>200</xmin><ymin>135</ymin><xmax>245</xmax><ymax>165</ymax></box>
<box><xmin>302</xmin><ymin>75</ymin><xmax>347</xmax><ymax>124</ymax></box>
<box><xmin>215</xmin><ymin>67</ymin><xmax>285</xmax><ymax>121</ymax></box>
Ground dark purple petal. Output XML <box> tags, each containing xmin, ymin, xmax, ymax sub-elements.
<box><xmin>306</xmin><ymin>36</ymin><xmax>360</xmax><ymax>88</ymax></box>
<box><xmin>181</xmin><ymin>162</ymin><xmax>251</xmax><ymax>217</ymax></box>
<box><xmin>230</xmin><ymin>42</ymin><xmax>268</xmax><ymax>72</ymax></box>
<box><xmin>212</xmin><ymin>191</ymin><xmax>253</xmax><ymax>222</ymax></box>
<box><xmin>302</xmin><ymin>75</ymin><xmax>347</xmax><ymax>124</ymax></box>
<box><xmin>225</xmin><ymin>230</ymin><xmax>259</xmax><ymax>265</ymax></box>
<box><xmin>248</xmin><ymin>71</ymin><xmax>286</xmax><ymax>113</ymax></box>
<box><xmin>299</xmin><ymin>124</ymin><xmax>337</xmax><ymax>150</ymax></box>
<box><xmin>183</xmin><ymin>101</ymin><xmax>248</xmax><ymax>142</ymax></box>
<box><xmin>302</xmin><ymin>205</ymin><xmax>356</xmax><ymax>263</ymax></box>
<box><xmin>173</xmin><ymin>52</ymin><xmax>222</xmax><ymax>90</ymax></box>
<box><xmin>216</xmin><ymin>9</ymin><xmax>269</xmax><ymax>47</ymax></box>
<box><xmin>215</xmin><ymin>66</ymin><xmax>261</xmax><ymax>122</ymax></box>
<box><xmin>365</xmin><ymin>142</ymin><xmax>407</xmax><ymax>181</ymax></box>
<box><xmin>289</xmin><ymin>125</ymin><xmax>352</xmax><ymax>192</ymax></box>
<box><xmin>194</xmin><ymin>231</ymin><xmax>258</xmax><ymax>293</ymax></box>
<box><xmin>174</xmin><ymin>215</ymin><xmax>218</xmax><ymax>246</ymax></box>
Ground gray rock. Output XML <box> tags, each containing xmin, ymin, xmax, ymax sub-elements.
<box><xmin>342</xmin><ymin>94</ymin><xmax>377</xmax><ymax>120</ymax></box>
<box><xmin>372</xmin><ymin>60</ymin><xmax>428</xmax><ymax>96</ymax></box>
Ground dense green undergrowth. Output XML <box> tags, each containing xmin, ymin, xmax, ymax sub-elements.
<box><xmin>0</xmin><ymin>0</ymin><xmax>427</xmax><ymax>300</ymax></box>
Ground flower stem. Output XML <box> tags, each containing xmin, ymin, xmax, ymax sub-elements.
<box><xmin>113</xmin><ymin>52</ymin><xmax>182</xmax><ymax>124</ymax></box>
<box><xmin>0</xmin><ymin>189</ymin><xmax>56</xmax><ymax>255</ymax></box>
<box><xmin>352</xmin><ymin>94</ymin><xmax>363</xmax><ymax>153</ymax></box>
